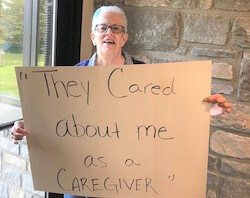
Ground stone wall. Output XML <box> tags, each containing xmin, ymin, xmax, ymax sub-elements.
<box><xmin>0</xmin><ymin>127</ymin><xmax>45</xmax><ymax>198</ymax></box>
<box><xmin>95</xmin><ymin>0</ymin><xmax>250</xmax><ymax>198</ymax></box>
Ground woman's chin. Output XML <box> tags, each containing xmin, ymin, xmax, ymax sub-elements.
<box><xmin>101</xmin><ymin>48</ymin><xmax>117</xmax><ymax>54</ymax></box>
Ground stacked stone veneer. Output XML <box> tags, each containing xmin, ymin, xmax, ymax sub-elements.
<box><xmin>95</xmin><ymin>0</ymin><xmax>250</xmax><ymax>197</ymax></box>
<box><xmin>0</xmin><ymin>127</ymin><xmax>45</xmax><ymax>198</ymax></box>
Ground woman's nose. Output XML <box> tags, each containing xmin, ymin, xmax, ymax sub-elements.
<box><xmin>105</xmin><ymin>26</ymin><xmax>114</xmax><ymax>35</ymax></box>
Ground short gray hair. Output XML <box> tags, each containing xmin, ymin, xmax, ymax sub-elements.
<box><xmin>91</xmin><ymin>6</ymin><xmax>128</xmax><ymax>33</ymax></box>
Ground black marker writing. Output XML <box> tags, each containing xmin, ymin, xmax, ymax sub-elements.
<box><xmin>83</xmin><ymin>155</ymin><xmax>107</xmax><ymax>168</ymax></box>
<box><xmin>57</xmin><ymin>168</ymin><xmax>70</xmax><ymax>191</ymax></box>
<box><xmin>108</xmin><ymin>68</ymin><xmax>127</xmax><ymax>98</ymax></box>
<box><xmin>125</xmin><ymin>159</ymin><xmax>141</xmax><ymax>167</ymax></box>
<box><xmin>33</xmin><ymin>70</ymin><xmax>90</xmax><ymax>105</ymax></box>
<box><xmin>56</xmin><ymin>114</ymin><xmax>120</xmax><ymax>139</ymax></box>
<box><xmin>108</xmin><ymin>67</ymin><xmax>176</xmax><ymax>98</ymax></box>
<box><xmin>57</xmin><ymin>168</ymin><xmax>159</xmax><ymax>194</ymax></box>
<box><xmin>137</xmin><ymin>125</ymin><xmax>174</xmax><ymax>140</ymax></box>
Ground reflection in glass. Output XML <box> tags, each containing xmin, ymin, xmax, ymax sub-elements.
<box><xmin>0</xmin><ymin>0</ymin><xmax>54</xmax><ymax>124</ymax></box>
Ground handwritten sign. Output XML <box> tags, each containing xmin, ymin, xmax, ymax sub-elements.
<box><xmin>16</xmin><ymin>61</ymin><xmax>211</xmax><ymax>197</ymax></box>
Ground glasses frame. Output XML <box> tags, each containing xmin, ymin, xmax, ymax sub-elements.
<box><xmin>94</xmin><ymin>24</ymin><xmax>125</xmax><ymax>34</ymax></box>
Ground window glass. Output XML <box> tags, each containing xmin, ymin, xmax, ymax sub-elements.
<box><xmin>0</xmin><ymin>0</ymin><xmax>24</xmax><ymax>124</ymax></box>
<box><xmin>0</xmin><ymin>0</ymin><xmax>24</xmax><ymax>98</ymax></box>
<box><xmin>0</xmin><ymin>0</ymin><xmax>54</xmax><ymax>125</ymax></box>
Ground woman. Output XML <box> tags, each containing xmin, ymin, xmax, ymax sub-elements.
<box><xmin>11</xmin><ymin>5</ymin><xmax>232</xmax><ymax>198</ymax></box>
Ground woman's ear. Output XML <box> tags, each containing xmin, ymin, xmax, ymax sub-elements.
<box><xmin>90</xmin><ymin>33</ymin><xmax>96</xmax><ymax>46</ymax></box>
<box><xmin>121</xmin><ymin>33</ymin><xmax>129</xmax><ymax>47</ymax></box>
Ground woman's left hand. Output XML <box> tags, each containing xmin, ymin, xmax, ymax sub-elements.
<box><xmin>203</xmin><ymin>94</ymin><xmax>232</xmax><ymax>116</ymax></box>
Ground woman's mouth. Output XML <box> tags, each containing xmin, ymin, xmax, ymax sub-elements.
<box><xmin>103</xmin><ymin>40</ymin><xmax>115</xmax><ymax>44</ymax></box>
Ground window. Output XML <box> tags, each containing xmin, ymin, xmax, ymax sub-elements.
<box><xmin>0</xmin><ymin>0</ymin><xmax>55</xmax><ymax>126</ymax></box>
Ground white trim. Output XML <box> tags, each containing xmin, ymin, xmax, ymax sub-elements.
<box><xmin>51</xmin><ymin>0</ymin><xmax>58</xmax><ymax>66</ymax></box>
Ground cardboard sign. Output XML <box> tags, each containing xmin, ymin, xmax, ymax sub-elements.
<box><xmin>16</xmin><ymin>61</ymin><xmax>211</xmax><ymax>197</ymax></box>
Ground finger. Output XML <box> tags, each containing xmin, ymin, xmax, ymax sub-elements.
<box><xmin>211</xmin><ymin>94</ymin><xmax>226</xmax><ymax>103</ymax></box>
<box><xmin>16</xmin><ymin>128</ymin><xmax>30</xmax><ymax>135</ymax></box>
<box><xmin>204</xmin><ymin>94</ymin><xmax>227</xmax><ymax>103</ymax></box>
<box><xmin>218</xmin><ymin>102</ymin><xmax>232</xmax><ymax>108</ymax></box>
<box><xmin>204</xmin><ymin>94</ymin><xmax>224</xmax><ymax>102</ymax></box>
<box><xmin>11</xmin><ymin>133</ymin><xmax>24</xmax><ymax>140</ymax></box>
<box><xmin>11</xmin><ymin>126</ymin><xmax>30</xmax><ymax>136</ymax></box>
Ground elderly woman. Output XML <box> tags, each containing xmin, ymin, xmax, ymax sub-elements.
<box><xmin>11</xmin><ymin>5</ymin><xmax>232</xmax><ymax>198</ymax></box>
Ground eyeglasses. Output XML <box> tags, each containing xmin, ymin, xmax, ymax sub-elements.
<box><xmin>95</xmin><ymin>24</ymin><xmax>125</xmax><ymax>34</ymax></box>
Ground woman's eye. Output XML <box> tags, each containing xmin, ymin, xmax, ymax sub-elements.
<box><xmin>100</xmin><ymin>26</ymin><xmax>107</xmax><ymax>31</ymax></box>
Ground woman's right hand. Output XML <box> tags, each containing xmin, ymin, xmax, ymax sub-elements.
<box><xmin>11</xmin><ymin>120</ymin><xmax>30</xmax><ymax>144</ymax></box>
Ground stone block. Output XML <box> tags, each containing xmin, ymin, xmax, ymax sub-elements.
<box><xmin>184</xmin><ymin>14</ymin><xmax>229</xmax><ymax>45</ymax></box>
<box><xmin>214</xmin><ymin>0</ymin><xmax>250</xmax><ymax>11</ymax></box>
<box><xmin>200</xmin><ymin>0</ymin><xmax>213</xmax><ymax>9</ymax></box>
<box><xmin>151</xmin><ymin>54</ymin><xmax>196</xmax><ymax>63</ymax></box>
<box><xmin>22</xmin><ymin>174</ymin><xmax>34</xmax><ymax>192</ymax></box>
<box><xmin>210</xmin><ymin>130</ymin><xmax>250</xmax><ymax>159</ymax></box>
<box><xmin>212</xmin><ymin>63</ymin><xmax>233</xmax><ymax>80</ymax></box>
<box><xmin>33</xmin><ymin>191</ymin><xmax>46</xmax><ymax>197</ymax></box>
<box><xmin>232</xmin><ymin>17</ymin><xmax>250</xmax><ymax>48</ymax></box>
<box><xmin>27</xmin><ymin>161</ymin><xmax>31</xmax><ymax>172</ymax></box>
<box><xmin>0</xmin><ymin>128</ymin><xmax>10</xmax><ymax>137</ymax></box>
<box><xmin>22</xmin><ymin>174</ymin><xmax>44</xmax><ymax>197</ymax></box>
<box><xmin>211</xmin><ymin>84</ymin><xmax>233</xmax><ymax>95</ymax></box>
<box><xmin>0</xmin><ymin>136</ymin><xmax>19</xmax><ymax>155</ymax></box>
<box><xmin>0</xmin><ymin>182</ymin><xmax>8</xmax><ymax>198</ymax></box>
<box><xmin>208</xmin><ymin>155</ymin><xmax>218</xmax><ymax>171</ymax></box>
<box><xmin>207</xmin><ymin>189</ymin><xmax>217</xmax><ymax>198</ymax></box>
<box><xmin>0</xmin><ymin>152</ymin><xmax>2</xmax><ymax>172</ymax></box>
<box><xmin>172</xmin><ymin>0</ymin><xmax>197</xmax><ymax>8</ymax></box>
<box><xmin>211</xmin><ymin>103</ymin><xmax>250</xmax><ymax>133</ymax></box>
<box><xmin>104</xmin><ymin>0</ymin><xmax>123</xmax><ymax>5</ymax></box>
<box><xmin>24</xmin><ymin>194</ymin><xmax>32</xmax><ymax>198</ymax></box>
<box><xmin>220</xmin><ymin>178</ymin><xmax>250</xmax><ymax>198</ymax></box>
<box><xmin>126</xmin><ymin>10</ymin><xmax>180</xmax><ymax>51</ymax></box>
<box><xmin>0</xmin><ymin>164</ymin><xmax>21</xmax><ymax>186</ymax></box>
<box><xmin>207</xmin><ymin>172</ymin><xmax>219</xmax><ymax>188</ymax></box>
<box><xmin>3</xmin><ymin>153</ymin><xmax>26</xmax><ymax>170</ymax></box>
<box><xmin>9</xmin><ymin>187</ymin><xmax>25</xmax><ymax>198</ymax></box>
<box><xmin>221</xmin><ymin>158</ymin><xmax>250</xmax><ymax>178</ymax></box>
<box><xmin>237</xmin><ymin>52</ymin><xmax>250</xmax><ymax>101</ymax></box>
<box><xmin>190</xmin><ymin>47</ymin><xmax>238</xmax><ymax>58</ymax></box>
<box><xmin>131</xmin><ymin>54</ymin><xmax>151</xmax><ymax>64</ymax></box>
<box><xmin>174</xmin><ymin>46</ymin><xmax>188</xmax><ymax>55</ymax></box>
<box><xmin>124</xmin><ymin>0</ymin><xmax>170</xmax><ymax>7</ymax></box>
<box><xmin>94</xmin><ymin>0</ymin><xmax>104</xmax><ymax>8</ymax></box>
<box><xmin>20</xmin><ymin>143</ymin><xmax>29</xmax><ymax>160</ymax></box>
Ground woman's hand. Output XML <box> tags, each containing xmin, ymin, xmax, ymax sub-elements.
<box><xmin>11</xmin><ymin>120</ymin><xmax>30</xmax><ymax>144</ymax></box>
<box><xmin>203</xmin><ymin>94</ymin><xmax>232</xmax><ymax>116</ymax></box>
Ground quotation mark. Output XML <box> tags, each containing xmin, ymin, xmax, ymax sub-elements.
<box><xmin>168</xmin><ymin>174</ymin><xmax>175</xmax><ymax>181</ymax></box>
<box><xmin>20</xmin><ymin>72</ymin><xmax>28</xmax><ymax>80</ymax></box>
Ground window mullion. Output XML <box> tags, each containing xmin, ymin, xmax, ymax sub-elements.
<box><xmin>23</xmin><ymin>0</ymin><xmax>39</xmax><ymax>66</ymax></box>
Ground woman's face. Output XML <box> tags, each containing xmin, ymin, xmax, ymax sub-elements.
<box><xmin>91</xmin><ymin>12</ymin><xmax>128</xmax><ymax>56</ymax></box>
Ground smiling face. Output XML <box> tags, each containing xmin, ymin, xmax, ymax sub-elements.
<box><xmin>90</xmin><ymin>12</ymin><xmax>129</xmax><ymax>57</ymax></box>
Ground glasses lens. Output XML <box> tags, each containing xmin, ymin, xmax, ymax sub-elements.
<box><xmin>95</xmin><ymin>24</ymin><xmax>125</xmax><ymax>33</ymax></box>
<box><xmin>111</xmin><ymin>25</ymin><xmax>124</xmax><ymax>33</ymax></box>
<box><xmin>96</xmin><ymin>24</ymin><xmax>108</xmax><ymax>33</ymax></box>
